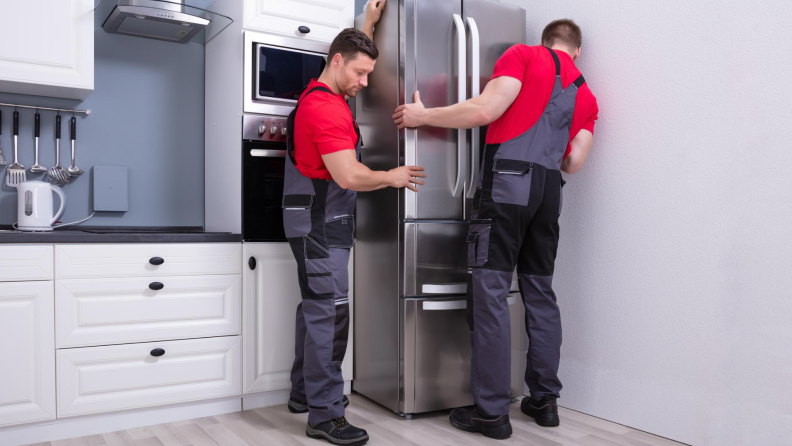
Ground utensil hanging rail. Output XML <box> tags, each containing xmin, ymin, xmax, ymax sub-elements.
<box><xmin>0</xmin><ymin>102</ymin><xmax>91</xmax><ymax>115</ymax></box>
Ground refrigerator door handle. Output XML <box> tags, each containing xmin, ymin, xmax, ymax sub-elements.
<box><xmin>466</xmin><ymin>16</ymin><xmax>480</xmax><ymax>199</ymax></box>
<box><xmin>451</xmin><ymin>14</ymin><xmax>467</xmax><ymax>198</ymax></box>
<box><xmin>423</xmin><ymin>295</ymin><xmax>518</xmax><ymax>311</ymax></box>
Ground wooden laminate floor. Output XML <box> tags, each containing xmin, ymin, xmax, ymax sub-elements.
<box><xmin>26</xmin><ymin>395</ymin><xmax>687</xmax><ymax>446</ymax></box>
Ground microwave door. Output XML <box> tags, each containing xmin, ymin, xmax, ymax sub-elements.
<box><xmin>255</xmin><ymin>44</ymin><xmax>327</xmax><ymax>103</ymax></box>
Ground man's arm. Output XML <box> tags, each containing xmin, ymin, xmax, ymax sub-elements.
<box><xmin>561</xmin><ymin>130</ymin><xmax>593</xmax><ymax>174</ymax></box>
<box><xmin>392</xmin><ymin>76</ymin><xmax>522</xmax><ymax>129</ymax></box>
<box><xmin>362</xmin><ymin>0</ymin><xmax>386</xmax><ymax>39</ymax></box>
<box><xmin>322</xmin><ymin>149</ymin><xmax>425</xmax><ymax>192</ymax></box>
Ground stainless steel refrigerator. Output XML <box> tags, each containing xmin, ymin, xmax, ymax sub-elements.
<box><xmin>353</xmin><ymin>0</ymin><xmax>527</xmax><ymax>416</ymax></box>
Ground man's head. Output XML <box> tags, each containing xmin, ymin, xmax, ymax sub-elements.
<box><xmin>325</xmin><ymin>28</ymin><xmax>378</xmax><ymax>97</ymax></box>
<box><xmin>541</xmin><ymin>19</ymin><xmax>582</xmax><ymax>61</ymax></box>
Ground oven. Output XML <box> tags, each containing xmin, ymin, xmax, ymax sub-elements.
<box><xmin>242</xmin><ymin>114</ymin><xmax>289</xmax><ymax>242</ymax></box>
<box><xmin>244</xmin><ymin>31</ymin><xmax>329</xmax><ymax>116</ymax></box>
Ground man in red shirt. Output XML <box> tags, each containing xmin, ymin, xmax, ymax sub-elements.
<box><xmin>393</xmin><ymin>19</ymin><xmax>598</xmax><ymax>438</ymax></box>
<box><xmin>283</xmin><ymin>2</ymin><xmax>425</xmax><ymax>444</ymax></box>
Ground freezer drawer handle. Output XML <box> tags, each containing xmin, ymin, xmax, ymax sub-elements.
<box><xmin>422</xmin><ymin>281</ymin><xmax>518</xmax><ymax>295</ymax></box>
<box><xmin>150</xmin><ymin>348</ymin><xmax>165</xmax><ymax>357</ymax></box>
<box><xmin>423</xmin><ymin>296</ymin><xmax>518</xmax><ymax>311</ymax></box>
<box><xmin>149</xmin><ymin>282</ymin><xmax>164</xmax><ymax>291</ymax></box>
<box><xmin>149</xmin><ymin>257</ymin><xmax>164</xmax><ymax>265</ymax></box>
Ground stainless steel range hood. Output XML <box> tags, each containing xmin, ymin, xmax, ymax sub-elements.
<box><xmin>95</xmin><ymin>0</ymin><xmax>232</xmax><ymax>44</ymax></box>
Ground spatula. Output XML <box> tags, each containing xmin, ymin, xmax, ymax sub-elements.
<box><xmin>46</xmin><ymin>115</ymin><xmax>70</xmax><ymax>187</ymax></box>
<box><xmin>5</xmin><ymin>111</ymin><xmax>26</xmax><ymax>188</ymax></box>
<box><xmin>0</xmin><ymin>110</ymin><xmax>7</xmax><ymax>166</ymax></box>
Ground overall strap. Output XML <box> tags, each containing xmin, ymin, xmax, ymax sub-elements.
<box><xmin>288</xmin><ymin>86</ymin><xmax>336</xmax><ymax>164</ymax></box>
<box><xmin>572</xmin><ymin>75</ymin><xmax>586</xmax><ymax>88</ymax></box>
<box><xmin>543</xmin><ymin>46</ymin><xmax>561</xmax><ymax>76</ymax></box>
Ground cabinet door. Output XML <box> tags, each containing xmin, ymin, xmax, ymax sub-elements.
<box><xmin>244</xmin><ymin>0</ymin><xmax>355</xmax><ymax>44</ymax></box>
<box><xmin>0</xmin><ymin>244</ymin><xmax>53</xmax><ymax>282</ymax></box>
<box><xmin>56</xmin><ymin>275</ymin><xmax>242</xmax><ymax>348</ymax></box>
<box><xmin>0</xmin><ymin>0</ymin><xmax>94</xmax><ymax>100</ymax></box>
<box><xmin>57</xmin><ymin>336</ymin><xmax>242</xmax><ymax>417</ymax></box>
<box><xmin>0</xmin><ymin>281</ymin><xmax>55</xmax><ymax>427</ymax></box>
<box><xmin>242</xmin><ymin>243</ymin><xmax>353</xmax><ymax>394</ymax></box>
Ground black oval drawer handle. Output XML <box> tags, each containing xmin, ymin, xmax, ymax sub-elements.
<box><xmin>248</xmin><ymin>256</ymin><xmax>257</xmax><ymax>270</ymax></box>
<box><xmin>149</xmin><ymin>257</ymin><xmax>164</xmax><ymax>265</ymax></box>
<box><xmin>298</xmin><ymin>25</ymin><xmax>311</xmax><ymax>34</ymax></box>
<box><xmin>150</xmin><ymin>348</ymin><xmax>165</xmax><ymax>357</ymax></box>
<box><xmin>149</xmin><ymin>282</ymin><xmax>164</xmax><ymax>291</ymax></box>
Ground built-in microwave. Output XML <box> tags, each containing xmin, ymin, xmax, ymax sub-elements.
<box><xmin>244</xmin><ymin>31</ymin><xmax>330</xmax><ymax>116</ymax></box>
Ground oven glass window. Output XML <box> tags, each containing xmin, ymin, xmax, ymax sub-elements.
<box><xmin>257</xmin><ymin>45</ymin><xmax>326</xmax><ymax>101</ymax></box>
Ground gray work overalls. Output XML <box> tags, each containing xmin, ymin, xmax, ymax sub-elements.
<box><xmin>282</xmin><ymin>86</ymin><xmax>360</xmax><ymax>425</ymax></box>
<box><xmin>466</xmin><ymin>47</ymin><xmax>585</xmax><ymax>416</ymax></box>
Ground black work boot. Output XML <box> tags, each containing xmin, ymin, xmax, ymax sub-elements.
<box><xmin>521</xmin><ymin>395</ymin><xmax>560</xmax><ymax>427</ymax></box>
<box><xmin>306</xmin><ymin>417</ymin><xmax>369</xmax><ymax>445</ymax></box>
<box><xmin>449</xmin><ymin>406</ymin><xmax>513</xmax><ymax>440</ymax></box>
<box><xmin>289</xmin><ymin>395</ymin><xmax>350</xmax><ymax>414</ymax></box>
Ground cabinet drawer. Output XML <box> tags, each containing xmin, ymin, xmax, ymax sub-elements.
<box><xmin>56</xmin><ymin>275</ymin><xmax>242</xmax><ymax>348</ymax></box>
<box><xmin>244</xmin><ymin>0</ymin><xmax>354</xmax><ymax>44</ymax></box>
<box><xmin>55</xmin><ymin>243</ymin><xmax>242</xmax><ymax>279</ymax></box>
<box><xmin>57</xmin><ymin>336</ymin><xmax>241</xmax><ymax>417</ymax></box>
<box><xmin>0</xmin><ymin>244</ymin><xmax>53</xmax><ymax>281</ymax></box>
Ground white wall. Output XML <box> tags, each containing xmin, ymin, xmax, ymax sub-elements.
<box><xmin>496</xmin><ymin>1</ymin><xmax>792</xmax><ymax>445</ymax></box>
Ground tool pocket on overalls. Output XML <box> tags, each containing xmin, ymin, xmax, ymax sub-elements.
<box><xmin>304</xmin><ymin>236</ymin><xmax>333</xmax><ymax>296</ymax></box>
<box><xmin>332</xmin><ymin>299</ymin><xmax>350</xmax><ymax>363</ymax></box>
<box><xmin>491</xmin><ymin>159</ymin><xmax>532</xmax><ymax>206</ymax></box>
<box><xmin>325</xmin><ymin>215</ymin><xmax>355</xmax><ymax>248</ymax></box>
<box><xmin>467</xmin><ymin>220</ymin><xmax>492</xmax><ymax>267</ymax></box>
<box><xmin>283</xmin><ymin>194</ymin><xmax>314</xmax><ymax>238</ymax></box>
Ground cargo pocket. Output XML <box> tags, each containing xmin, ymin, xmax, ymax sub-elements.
<box><xmin>332</xmin><ymin>300</ymin><xmax>350</xmax><ymax>363</ymax></box>
<box><xmin>467</xmin><ymin>220</ymin><xmax>491</xmax><ymax>267</ymax></box>
<box><xmin>491</xmin><ymin>159</ymin><xmax>532</xmax><ymax>206</ymax></box>
<box><xmin>304</xmin><ymin>236</ymin><xmax>333</xmax><ymax>296</ymax></box>
<box><xmin>283</xmin><ymin>194</ymin><xmax>314</xmax><ymax>238</ymax></box>
<box><xmin>325</xmin><ymin>215</ymin><xmax>355</xmax><ymax>248</ymax></box>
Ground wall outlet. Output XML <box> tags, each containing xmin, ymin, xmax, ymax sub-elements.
<box><xmin>92</xmin><ymin>166</ymin><xmax>128</xmax><ymax>212</ymax></box>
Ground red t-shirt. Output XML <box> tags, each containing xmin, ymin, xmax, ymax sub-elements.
<box><xmin>486</xmin><ymin>45</ymin><xmax>599</xmax><ymax>158</ymax></box>
<box><xmin>293</xmin><ymin>79</ymin><xmax>358</xmax><ymax>180</ymax></box>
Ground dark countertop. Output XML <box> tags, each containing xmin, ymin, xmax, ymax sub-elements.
<box><xmin>0</xmin><ymin>226</ymin><xmax>242</xmax><ymax>244</ymax></box>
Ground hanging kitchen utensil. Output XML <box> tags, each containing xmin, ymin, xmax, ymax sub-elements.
<box><xmin>5</xmin><ymin>111</ymin><xmax>26</xmax><ymax>188</ymax></box>
<box><xmin>0</xmin><ymin>110</ymin><xmax>7</xmax><ymax>166</ymax></box>
<box><xmin>46</xmin><ymin>115</ymin><xmax>70</xmax><ymax>187</ymax></box>
<box><xmin>29</xmin><ymin>112</ymin><xmax>46</xmax><ymax>173</ymax></box>
<box><xmin>67</xmin><ymin>116</ymin><xmax>83</xmax><ymax>176</ymax></box>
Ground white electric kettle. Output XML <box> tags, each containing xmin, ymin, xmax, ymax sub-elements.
<box><xmin>16</xmin><ymin>181</ymin><xmax>66</xmax><ymax>232</ymax></box>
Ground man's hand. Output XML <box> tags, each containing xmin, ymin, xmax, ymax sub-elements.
<box><xmin>362</xmin><ymin>0</ymin><xmax>387</xmax><ymax>39</ymax></box>
<box><xmin>387</xmin><ymin>165</ymin><xmax>426</xmax><ymax>192</ymax></box>
<box><xmin>392</xmin><ymin>91</ymin><xmax>426</xmax><ymax>129</ymax></box>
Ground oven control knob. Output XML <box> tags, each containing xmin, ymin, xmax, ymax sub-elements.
<box><xmin>281</xmin><ymin>128</ymin><xmax>287</xmax><ymax>136</ymax></box>
<box><xmin>270</xmin><ymin>126</ymin><xmax>277</xmax><ymax>135</ymax></box>
<box><xmin>258</xmin><ymin>125</ymin><xmax>266</xmax><ymax>135</ymax></box>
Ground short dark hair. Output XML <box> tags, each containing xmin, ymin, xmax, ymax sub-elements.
<box><xmin>327</xmin><ymin>28</ymin><xmax>378</xmax><ymax>67</ymax></box>
<box><xmin>541</xmin><ymin>19</ymin><xmax>582</xmax><ymax>50</ymax></box>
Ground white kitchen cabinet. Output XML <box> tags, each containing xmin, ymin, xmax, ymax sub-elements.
<box><xmin>0</xmin><ymin>244</ymin><xmax>53</xmax><ymax>282</ymax></box>
<box><xmin>57</xmin><ymin>336</ymin><xmax>242</xmax><ymax>417</ymax></box>
<box><xmin>242</xmin><ymin>243</ymin><xmax>353</xmax><ymax>394</ymax></box>
<box><xmin>0</xmin><ymin>0</ymin><xmax>94</xmax><ymax>100</ymax></box>
<box><xmin>0</xmin><ymin>281</ymin><xmax>55</xmax><ymax>427</ymax></box>
<box><xmin>243</xmin><ymin>0</ymin><xmax>355</xmax><ymax>44</ymax></box>
<box><xmin>56</xmin><ymin>274</ymin><xmax>242</xmax><ymax>348</ymax></box>
<box><xmin>56</xmin><ymin>243</ymin><xmax>243</xmax><ymax>279</ymax></box>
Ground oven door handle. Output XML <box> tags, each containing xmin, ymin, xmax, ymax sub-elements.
<box><xmin>250</xmin><ymin>149</ymin><xmax>287</xmax><ymax>158</ymax></box>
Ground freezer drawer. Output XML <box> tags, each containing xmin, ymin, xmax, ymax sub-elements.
<box><xmin>402</xmin><ymin>294</ymin><xmax>524</xmax><ymax>414</ymax></box>
<box><xmin>402</xmin><ymin>222</ymin><xmax>469</xmax><ymax>297</ymax></box>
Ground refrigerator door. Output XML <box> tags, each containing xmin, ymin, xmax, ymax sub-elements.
<box><xmin>463</xmin><ymin>0</ymin><xmax>526</xmax><ymax>214</ymax></box>
<box><xmin>402</xmin><ymin>0</ymin><xmax>467</xmax><ymax>220</ymax></box>
<box><xmin>402</xmin><ymin>294</ymin><xmax>524</xmax><ymax>414</ymax></box>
